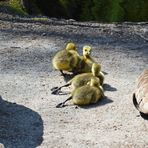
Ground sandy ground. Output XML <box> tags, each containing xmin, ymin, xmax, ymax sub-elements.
<box><xmin>0</xmin><ymin>12</ymin><xmax>148</xmax><ymax>148</ymax></box>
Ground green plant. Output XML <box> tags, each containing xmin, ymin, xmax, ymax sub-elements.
<box><xmin>9</xmin><ymin>0</ymin><xmax>26</xmax><ymax>14</ymax></box>
<box><xmin>32</xmin><ymin>17</ymin><xmax>48</xmax><ymax>21</ymax></box>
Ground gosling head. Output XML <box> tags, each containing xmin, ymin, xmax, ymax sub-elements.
<box><xmin>90</xmin><ymin>78</ymin><xmax>100</xmax><ymax>88</ymax></box>
<box><xmin>83</xmin><ymin>46</ymin><xmax>92</xmax><ymax>58</ymax></box>
<box><xmin>66</xmin><ymin>42</ymin><xmax>76</xmax><ymax>51</ymax></box>
<box><xmin>91</xmin><ymin>63</ymin><xmax>101</xmax><ymax>76</ymax></box>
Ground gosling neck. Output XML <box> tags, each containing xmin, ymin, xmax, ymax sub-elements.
<box><xmin>92</xmin><ymin>69</ymin><xmax>99</xmax><ymax>77</ymax></box>
<box><xmin>90</xmin><ymin>83</ymin><xmax>99</xmax><ymax>88</ymax></box>
<box><xmin>66</xmin><ymin>48</ymin><xmax>74</xmax><ymax>51</ymax></box>
<box><xmin>84</xmin><ymin>54</ymin><xmax>91</xmax><ymax>60</ymax></box>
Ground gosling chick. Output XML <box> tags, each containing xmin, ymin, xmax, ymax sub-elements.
<box><xmin>133</xmin><ymin>69</ymin><xmax>148</xmax><ymax>115</ymax></box>
<box><xmin>52</xmin><ymin>42</ymin><xmax>80</xmax><ymax>76</ymax></box>
<box><xmin>51</xmin><ymin>63</ymin><xmax>104</xmax><ymax>94</ymax></box>
<box><xmin>77</xmin><ymin>45</ymin><xmax>96</xmax><ymax>73</ymax></box>
<box><xmin>56</xmin><ymin>78</ymin><xmax>104</xmax><ymax>108</ymax></box>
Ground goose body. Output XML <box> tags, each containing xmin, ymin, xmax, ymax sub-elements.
<box><xmin>133</xmin><ymin>70</ymin><xmax>148</xmax><ymax>114</ymax></box>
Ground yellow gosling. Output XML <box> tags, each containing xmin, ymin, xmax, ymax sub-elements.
<box><xmin>51</xmin><ymin>63</ymin><xmax>104</xmax><ymax>95</ymax></box>
<box><xmin>52</xmin><ymin>42</ymin><xmax>80</xmax><ymax>75</ymax></box>
<box><xmin>56</xmin><ymin>78</ymin><xmax>104</xmax><ymax>108</ymax></box>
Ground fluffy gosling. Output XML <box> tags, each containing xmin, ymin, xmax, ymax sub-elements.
<box><xmin>52</xmin><ymin>42</ymin><xmax>80</xmax><ymax>76</ymax></box>
<box><xmin>56</xmin><ymin>78</ymin><xmax>104</xmax><ymax>108</ymax></box>
<box><xmin>77</xmin><ymin>45</ymin><xmax>96</xmax><ymax>73</ymax></box>
<box><xmin>51</xmin><ymin>63</ymin><xmax>104</xmax><ymax>95</ymax></box>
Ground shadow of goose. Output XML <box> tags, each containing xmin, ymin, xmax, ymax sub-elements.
<box><xmin>0</xmin><ymin>96</ymin><xmax>43</xmax><ymax>148</ymax></box>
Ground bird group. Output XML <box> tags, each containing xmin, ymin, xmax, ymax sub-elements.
<box><xmin>51</xmin><ymin>42</ymin><xmax>148</xmax><ymax>118</ymax></box>
<box><xmin>51</xmin><ymin>42</ymin><xmax>105</xmax><ymax>108</ymax></box>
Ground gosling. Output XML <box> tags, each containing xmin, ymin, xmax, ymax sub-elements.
<box><xmin>77</xmin><ymin>45</ymin><xmax>96</xmax><ymax>73</ymax></box>
<box><xmin>133</xmin><ymin>69</ymin><xmax>148</xmax><ymax>116</ymax></box>
<box><xmin>56</xmin><ymin>78</ymin><xmax>104</xmax><ymax>108</ymax></box>
<box><xmin>52</xmin><ymin>42</ymin><xmax>80</xmax><ymax>76</ymax></box>
<box><xmin>51</xmin><ymin>63</ymin><xmax>104</xmax><ymax>94</ymax></box>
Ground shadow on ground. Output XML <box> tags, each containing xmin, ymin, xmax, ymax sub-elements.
<box><xmin>103</xmin><ymin>83</ymin><xmax>117</xmax><ymax>92</ymax></box>
<box><xmin>63</xmin><ymin>73</ymin><xmax>76</xmax><ymax>82</ymax></box>
<box><xmin>0</xmin><ymin>96</ymin><xmax>43</xmax><ymax>148</ymax></box>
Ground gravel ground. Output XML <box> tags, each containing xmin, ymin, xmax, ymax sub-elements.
<box><xmin>0</xmin><ymin>12</ymin><xmax>148</xmax><ymax>148</ymax></box>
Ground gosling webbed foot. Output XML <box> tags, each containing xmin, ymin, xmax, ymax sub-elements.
<box><xmin>51</xmin><ymin>87</ymin><xmax>59</xmax><ymax>91</ymax></box>
<box><xmin>51</xmin><ymin>89</ymin><xmax>61</xmax><ymax>95</ymax></box>
<box><xmin>60</xmin><ymin>70</ymin><xmax>67</xmax><ymax>77</ymax></box>
<box><xmin>56</xmin><ymin>103</ymin><xmax>66</xmax><ymax>108</ymax></box>
<box><xmin>60</xmin><ymin>73</ymin><xmax>66</xmax><ymax>77</ymax></box>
